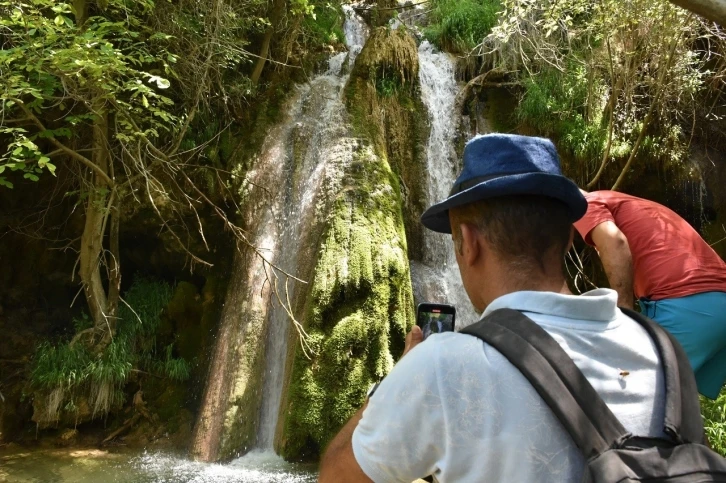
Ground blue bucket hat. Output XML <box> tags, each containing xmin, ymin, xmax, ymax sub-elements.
<box><xmin>421</xmin><ymin>134</ymin><xmax>587</xmax><ymax>234</ymax></box>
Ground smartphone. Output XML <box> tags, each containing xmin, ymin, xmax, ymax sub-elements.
<box><xmin>416</xmin><ymin>303</ymin><xmax>456</xmax><ymax>340</ymax></box>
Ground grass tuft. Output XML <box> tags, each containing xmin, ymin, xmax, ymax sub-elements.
<box><xmin>424</xmin><ymin>0</ymin><xmax>502</xmax><ymax>54</ymax></box>
<box><xmin>702</xmin><ymin>386</ymin><xmax>726</xmax><ymax>456</ymax></box>
<box><xmin>29</xmin><ymin>276</ymin><xmax>191</xmax><ymax>425</ymax></box>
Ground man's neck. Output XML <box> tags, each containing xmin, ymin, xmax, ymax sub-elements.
<box><xmin>482</xmin><ymin>267</ymin><xmax>571</xmax><ymax>308</ymax></box>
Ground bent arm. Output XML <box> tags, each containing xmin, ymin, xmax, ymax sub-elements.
<box><xmin>590</xmin><ymin>221</ymin><xmax>635</xmax><ymax>308</ymax></box>
<box><xmin>319</xmin><ymin>405</ymin><xmax>372</xmax><ymax>483</ymax></box>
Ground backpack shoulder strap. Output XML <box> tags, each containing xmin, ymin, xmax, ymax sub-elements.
<box><xmin>619</xmin><ymin>308</ymin><xmax>705</xmax><ymax>444</ymax></box>
<box><xmin>461</xmin><ymin>308</ymin><xmax>629</xmax><ymax>460</ymax></box>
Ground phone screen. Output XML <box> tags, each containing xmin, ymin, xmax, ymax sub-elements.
<box><xmin>416</xmin><ymin>303</ymin><xmax>456</xmax><ymax>340</ymax></box>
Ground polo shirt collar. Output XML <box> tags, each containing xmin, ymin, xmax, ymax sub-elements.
<box><xmin>481</xmin><ymin>288</ymin><xmax>619</xmax><ymax>323</ymax></box>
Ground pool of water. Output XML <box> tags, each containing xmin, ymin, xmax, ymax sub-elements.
<box><xmin>0</xmin><ymin>447</ymin><xmax>317</xmax><ymax>483</ymax></box>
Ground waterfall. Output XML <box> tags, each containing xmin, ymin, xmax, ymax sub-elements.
<box><xmin>254</xmin><ymin>76</ymin><xmax>347</xmax><ymax>450</ymax></box>
<box><xmin>191</xmin><ymin>6</ymin><xmax>370</xmax><ymax>461</ymax></box>
<box><xmin>343</xmin><ymin>4</ymin><xmax>369</xmax><ymax>66</ymax></box>
<box><xmin>256</xmin><ymin>4</ymin><xmax>370</xmax><ymax>451</ymax></box>
<box><xmin>411</xmin><ymin>41</ymin><xmax>479</xmax><ymax>329</ymax></box>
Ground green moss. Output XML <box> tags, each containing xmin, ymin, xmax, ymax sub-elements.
<box><xmin>280</xmin><ymin>143</ymin><xmax>414</xmax><ymax>460</ymax></box>
<box><xmin>344</xmin><ymin>27</ymin><xmax>429</xmax><ymax>261</ymax></box>
<box><xmin>277</xmin><ymin>26</ymin><xmax>424</xmax><ymax>460</ymax></box>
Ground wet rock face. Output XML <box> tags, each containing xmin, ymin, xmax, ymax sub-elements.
<box><xmin>0</xmin><ymin>183</ymin><xmax>80</xmax><ymax>443</ymax></box>
<box><xmin>345</xmin><ymin>27</ymin><xmax>429</xmax><ymax>261</ymax></box>
<box><xmin>0</xmin><ymin>252</ymin><xmax>67</xmax><ymax>442</ymax></box>
<box><xmin>278</xmin><ymin>27</ymin><xmax>422</xmax><ymax>461</ymax></box>
<box><xmin>31</xmin><ymin>393</ymin><xmax>93</xmax><ymax>431</ymax></box>
<box><xmin>0</xmin><ymin>383</ymin><xmax>31</xmax><ymax>444</ymax></box>
<box><xmin>279</xmin><ymin>142</ymin><xmax>414</xmax><ymax>460</ymax></box>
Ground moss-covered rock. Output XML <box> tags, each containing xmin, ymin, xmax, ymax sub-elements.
<box><xmin>345</xmin><ymin>26</ymin><xmax>429</xmax><ymax>261</ymax></box>
<box><xmin>278</xmin><ymin>27</ymin><xmax>422</xmax><ymax>460</ymax></box>
<box><xmin>279</xmin><ymin>142</ymin><xmax>414</xmax><ymax>460</ymax></box>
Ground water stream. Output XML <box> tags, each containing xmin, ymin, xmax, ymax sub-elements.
<box><xmin>411</xmin><ymin>41</ymin><xmax>479</xmax><ymax>329</ymax></box>
<box><xmin>255</xmin><ymin>75</ymin><xmax>351</xmax><ymax>451</ymax></box>
<box><xmin>188</xmin><ymin>1</ymin><xmax>369</xmax><ymax>467</ymax></box>
<box><xmin>0</xmin><ymin>448</ymin><xmax>316</xmax><ymax>483</ymax></box>
<box><xmin>255</xmin><ymin>1</ymin><xmax>369</xmax><ymax>452</ymax></box>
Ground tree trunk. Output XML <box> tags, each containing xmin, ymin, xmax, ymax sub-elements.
<box><xmin>105</xmin><ymin>195</ymin><xmax>121</xmax><ymax>337</ymax></box>
<box><xmin>250</xmin><ymin>30</ymin><xmax>274</xmax><ymax>85</ymax></box>
<box><xmin>72</xmin><ymin>0</ymin><xmax>88</xmax><ymax>25</ymax></box>
<box><xmin>250</xmin><ymin>0</ymin><xmax>286</xmax><ymax>85</ymax></box>
<box><xmin>611</xmin><ymin>28</ymin><xmax>682</xmax><ymax>191</ymax></box>
<box><xmin>79</xmin><ymin>98</ymin><xmax>115</xmax><ymax>340</ymax></box>
<box><xmin>587</xmin><ymin>39</ymin><xmax>621</xmax><ymax>189</ymax></box>
<box><xmin>668</xmin><ymin>0</ymin><xmax>726</xmax><ymax>25</ymax></box>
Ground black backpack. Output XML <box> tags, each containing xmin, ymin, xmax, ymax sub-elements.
<box><xmin>460</xmin><ymin>307</ymin><xmax>726</xmax><ymax>482</ymax></box>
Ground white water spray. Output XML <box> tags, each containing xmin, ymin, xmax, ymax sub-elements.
<box><xmin>254</xmin><ymin>7</ymin><xmax>370</xmax><ymax>451</ymax></box>
<box><xmin>413</xmin><ymin>41</ymin><xmax>479</xmax><ymax>329</ymax></box>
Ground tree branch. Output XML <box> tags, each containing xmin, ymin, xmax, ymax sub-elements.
<box><xmin>13</xmin><ymin>99</ymin><xmax>114</xmax><ymax>187</ymax></box>
<box><xmin>587</xmin><ymin>38</ymin><xmax>619</xmax><ymax>189</ymax></box>
<box><xmin>611</xmin><ymin>15</ymin><xmax>688</xmax><ymax>191</ymax></box>
<box><xmin>668</xmin><ymin>0</ymin><xmax>726</xmax><ymax>26</ymax></box>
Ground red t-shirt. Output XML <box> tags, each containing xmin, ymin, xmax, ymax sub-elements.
<box><xmin>574</xmin><ymin>190</ymin><xmax>726</xmax><ymax>300</ymax></box>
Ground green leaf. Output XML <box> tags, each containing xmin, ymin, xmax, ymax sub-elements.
<box><xmin>54</xmin><ymin>15</ymin><xmax>64</xmax><ymax>26</ymax></box>
<box><xmin>23</xmin><ymin>172</ymin><xmax>39</xmax><ymax>181</ymax></box>
<box><xmin>148</xmin><ymin>75</ymin><xmax>170</xmax><ymax>89</ymax></box>
<box><xmin>142</xmin><ymin>95</ymin><xmax>149</xmax><ymax>108</ymax></box>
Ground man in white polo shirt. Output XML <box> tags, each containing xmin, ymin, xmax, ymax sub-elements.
<box><xmin>318</xmin><ymin>134</ymin><xmax>665</xmax><ymax>482</ymax></box>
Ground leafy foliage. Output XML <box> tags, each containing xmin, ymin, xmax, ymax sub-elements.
<box><xmin>301</xmin><ymin>1</ymin><xmax>345</xmax><ymax>47</ymax></box>
<box><xmin>29</xmin><ymin>277</ymin><xmax>190</xmax><ymax>423</ymax></box>
<box><xmin>702</xmin><ymin>387</ymin><xmax>726</xmax><ymax>456</ymax></box>
<box><xmin>517</xmin><ymin>65</ymin><xmax>609</xmax><ymax>162</ymax></box>
<box><xmin>0</xmin><ymin>0</ymin><xmax>177</xmax><ymax>188</ymax></box>
<box><xmin>482</xmin><ymin>0</ymin><xmax>720</xmax><ymax>188</ymax></box>
<box><xmin>424</xmin><ymin>0</ymin><xmax>502</xmax><ymax>54</ymax></box>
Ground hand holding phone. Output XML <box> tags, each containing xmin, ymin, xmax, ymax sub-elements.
<box><xmin>416</xmin><ymin>303</ymin><xmax>456</xmax><ymax>340</ymax></box>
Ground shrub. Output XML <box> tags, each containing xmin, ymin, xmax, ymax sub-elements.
<box><xmin>29</xmin><ymin>276</ymin><xmax>191</xmax><ymax>424</ymax></box>
<box><xmin>517</xmin><ymin>64</ymin><xmax>607</xmax><ymax>164</ymax></box>
<box><xmin>424</xmin><ymin>0</ymin><xmax>502</xmax><ymax>54</ymax></box>
<box><xmin>702</xmin><ymin>386</ymin><xmax>726</xmax><ymax>456</ymax></box>
<box><xmin>302</xmin><ymin>1</ymin><xmax>344</xmax><ymax>48</ymax></box>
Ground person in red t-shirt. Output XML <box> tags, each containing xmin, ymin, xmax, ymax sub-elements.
<box><xmin>575</xmin><ymin>190</ymin><xmax>726</xmax><ymax>398</ymax></box>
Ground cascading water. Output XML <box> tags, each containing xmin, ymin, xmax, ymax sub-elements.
<box><xmin>254</xmin><ymin>78</ymin><xmax>342</xmax><ymax>451</ymax></box>
<box><xmin>343</xmin><ymin>4</ymin><xmax>369</xmax><ymax>66</ymax></box>
<box><xmin>256</xmin><ymin>3</ymin><xmax>370</xmax><ymax>452</ymax></box>
<box><xmin>190</xmin><ymin>5</ymin><xmax>370</xmax><ymax>470</ymax></box>
<box><xmin>327</xmin><ymin>5</ymin><xmax>368</xmax><ymax>75</ymax></box>
<box><xmin>412</xmin><ymin>40</ymin><xmax>480</xmax><ymax>329</ymax></box>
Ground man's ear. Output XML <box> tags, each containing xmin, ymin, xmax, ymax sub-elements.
<box><xmin>566</xmin><ymin>226</ymin><xmax>575</xmax><ymax>252</ymax></box>
<box><xmin>459</xmin><ymin>222</ymin><xmax>480</xmax><ymax>266</ymax></box>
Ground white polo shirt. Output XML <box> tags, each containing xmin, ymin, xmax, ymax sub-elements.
<box><xmin>352</xmin><ymin>289</ymin><xmax>666</xmax><ymax>482</ymax></box>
